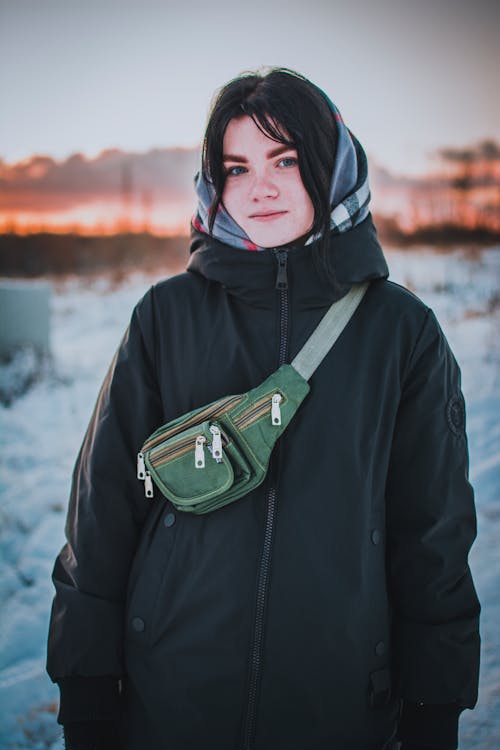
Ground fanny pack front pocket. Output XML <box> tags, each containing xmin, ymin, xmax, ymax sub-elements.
<box><xmin>145</xmin><ymin>420</ymin><xmax>239</xmax><ymax>508</ymax></box>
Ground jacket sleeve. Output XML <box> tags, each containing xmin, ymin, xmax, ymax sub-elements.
<box><xmin>385</xmin><ymin>307</ymin><xmax>480</xmax><ymax>708</ymax></box>
<box><xmin>47</xmin><ymin>287</ymin><xmax>163</xmax><ymax>683</ymax></box>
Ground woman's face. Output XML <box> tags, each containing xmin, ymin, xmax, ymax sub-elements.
<box><xmin>221</xmin><ymin>115</ymin><xmax>315</xmax><ymax>248</ymax></box>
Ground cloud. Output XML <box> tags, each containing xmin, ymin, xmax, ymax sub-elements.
<box><xmin>1</xmin><ymin>140</ymin><xmax>497</xmax><ymax>234</ymax></box>
<box><xmin>0</xmin><ymin>147</ymin><xmax>201</xmax><ymax>213</ymax></box>
<box><xmin>0</xmin><ymin>145</ymin><xmax>425</xmax><ymax>216</ymax></box>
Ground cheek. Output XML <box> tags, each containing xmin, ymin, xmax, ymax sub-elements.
<box><xmin>222</xmin><ymin>182</ymin><xmax>240</xmax><ymax>215</ymax></box>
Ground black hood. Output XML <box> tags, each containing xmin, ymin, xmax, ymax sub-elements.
<box><xmin>187</xmin><ymin>213</ymin><xmax>389</xmax><ymax>310</ymax></box>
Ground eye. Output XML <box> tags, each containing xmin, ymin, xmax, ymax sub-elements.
<box><xmin>225</xmin><ymin>165</ymin><xmax>247</xmax><ymax>177</ymax></box>
<box><xmin>278</xmin><ymin>156</ymin><xmax>298</xmax><ymax>168</ymax></box>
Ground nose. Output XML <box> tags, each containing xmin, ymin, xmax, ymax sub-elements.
<box><xmin>248</xmin><ymin>171</ymin><xmax>279</xmax><ymax>201</ymax></box>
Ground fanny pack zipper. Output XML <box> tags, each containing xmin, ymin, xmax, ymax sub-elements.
<box><xmin>141</xmin><ymin>389</ymin><xmax>283</xmax><ymax>464</ymax></box>
<box><xmin>142</xmin><ymin>394</ymin><xmax>242</xmax><ymax>453</ymax></box>
<box><xmin>233</xmin><ymin>392</ymin><xmax>283</xmax><ymax>430</ymax></box>
<box><xmin>144</xmin><ymin>424</ymin><xmax>229</xmax><ymax>472</ymax></box>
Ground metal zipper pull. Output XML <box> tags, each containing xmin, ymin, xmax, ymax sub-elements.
<box><xmin>274</xmin><ymin>249</ymin><xmax>288</xmax><ymax>290</ymax></box>
<box><xmin>209</xmin><ymin>424</ymin><xmax>223</xmax><ymax>461</ymax></box>
<box><xmin>137</xmin><ymin>452</ymin><xmax>146</xmax><ymax>480</ymax></box>
<box><xmin>144</xmin><ymin>471</ymin><xmax>154</xmax><ymax>498</ymax></box>
<box><xmin>195</xmin><ymin>435</ymin><xmax>206</xmax><ymax>468</ymax></box>
<box><xmin>271</xmin><ymin>393</ymin><xmax>283</xmax><ymax>425</ymax></box>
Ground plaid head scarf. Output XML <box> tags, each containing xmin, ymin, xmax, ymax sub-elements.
<box><xmin>191</xmin><ymin>88</ymin><xmax>371</xmax><ymax>251</ymax></box>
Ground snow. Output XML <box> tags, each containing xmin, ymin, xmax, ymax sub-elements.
<box><xmin>0</xmin><ymin>247</ymin><xmax>499</xmax><ymax>748</ymax></box>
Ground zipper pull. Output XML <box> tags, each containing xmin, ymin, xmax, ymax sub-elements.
<box><xmin>137</xmin><ymin>452</ymin><xmax>146</xmax><ymax>480</ymax></box>
<box><xmin>144</xmin><ymin>471</ymin><xmax>154</xmax><ymax>498</ymax></box>
<box><xmin>209</xmin><ymin>424</ymin><xmax>223</xmax><ymax>461</ymax></box>
<box><xmin>274</xmin><ymin>249</ymin><xmax>288</xmax><ymax>290</ymax></box>
<box><xmin>271</xmin><ymin>393</ymin><xmax>283</xmax><ymax>425</ymax></box>
<box><xmin>195</xmin><ymin>435</ymin><xmax>206</xmax><ymax>468</ymax></box>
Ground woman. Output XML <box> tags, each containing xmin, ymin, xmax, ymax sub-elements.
<box><xmin>47</xmin><ymin>68</ymin><xmax>480</xmax><ymax>750</ymax></box>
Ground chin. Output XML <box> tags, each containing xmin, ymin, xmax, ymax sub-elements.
<box><xmin>248</xmin><ymin>231</ymin><xmax>298</xmax><ymax>248</ymax></box>
<box><xmin>245</xmin><ymin>220</ymin><xmax>314</xmax><ymax>249</ymax></box>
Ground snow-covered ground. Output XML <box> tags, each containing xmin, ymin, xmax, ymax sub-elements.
<box><xmin>0</xmin><ymin>247</ymin><xmax>499</xmax><ymax>749</ymax></box>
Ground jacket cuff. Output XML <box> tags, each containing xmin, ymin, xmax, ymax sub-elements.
<box><xmin>57</xmin><ymin>676</ymin><xmax>123</xmax><ymax>724</ymax></box>
<box><xmin>397</xmin><ymin>701</ymin><xmax>463</xmax><ymax>749</ymax></box>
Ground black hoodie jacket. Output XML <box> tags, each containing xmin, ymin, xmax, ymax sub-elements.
<box><xmin>47</xmin><ymin>215</ymin><xmax>480</xmax><ymax>750</ymax></box>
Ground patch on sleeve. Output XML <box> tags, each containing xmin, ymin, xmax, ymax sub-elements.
<box><xmin>446</xmin><ymin>392</ymin><xmax>465</xmax><ymax>436</ymax></box>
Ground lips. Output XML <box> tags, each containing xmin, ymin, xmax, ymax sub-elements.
<box><xmin>249</xmin><ymin>210</ymin><xmax>288</xmax><ymax>220</ymax></box>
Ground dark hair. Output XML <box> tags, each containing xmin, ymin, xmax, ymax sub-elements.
<box><xmin>201</xmin><ymin>67</ymin><xmax>340</xmax><ymax>286</ymax></box>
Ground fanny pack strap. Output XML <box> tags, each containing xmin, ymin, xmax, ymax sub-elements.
<box><xmin>291</xmin><ymin>282</ymin><xmax>370</xmax><ymax>381</ymax></box>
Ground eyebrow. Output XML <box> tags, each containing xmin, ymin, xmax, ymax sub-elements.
<box><xmin>222</xmin><ymin>144</ymin><xmax>295</xmax><ymax>163</ymax></box>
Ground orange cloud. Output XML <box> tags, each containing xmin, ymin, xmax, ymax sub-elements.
<box><xmin>1</xmin><ymin>140</ymin><xmax>498</xmax><ymax>236</ymax></box>
<box><xmin>0</xmin><ymin>147</ymin><xmax>198</xmax><ymax>205</ymax></box>
<box><xmin>0</xmin><ymin>147</ymin><xmax>201</xmax><ymax>234</ymax></box>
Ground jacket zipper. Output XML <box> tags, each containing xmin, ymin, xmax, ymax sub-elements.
<box><xmin>241</xmin><ymin>249</ymin><xmax>289</xmax><ymax>750</ymax></box>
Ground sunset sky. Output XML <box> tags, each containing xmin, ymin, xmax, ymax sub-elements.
<box><xmin>0</xmin><ymin>0</ymin><xmax>498</xmax><ymax>234</ymax></box>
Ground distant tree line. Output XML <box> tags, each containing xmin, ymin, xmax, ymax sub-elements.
<box><xmin>407</xmin><ymin>139</ymin><xmax>500</xmax><ymax>232</ymax></box>
<box><xmin>0</xmin><ymin>233</ymin><xmax>190</xmax><ymax>277</ymax></box>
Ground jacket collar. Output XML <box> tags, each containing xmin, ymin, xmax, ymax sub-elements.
<box><xmin>186</xmin><ymin>213</ymin><xmax>389</xmax><ymax>310</ymax></box>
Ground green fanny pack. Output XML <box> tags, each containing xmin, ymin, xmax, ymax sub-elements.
<box><xmin>137</xmin><ymin>282</ymin><xmax>369</xmax><ymax>514</ymax></box>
